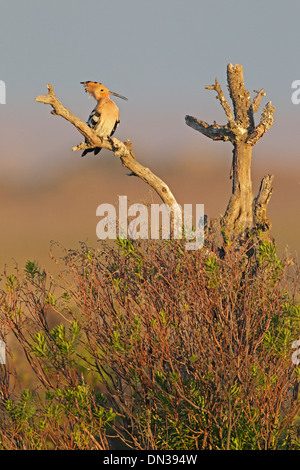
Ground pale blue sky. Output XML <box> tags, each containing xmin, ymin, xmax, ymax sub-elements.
<box><xmin>1</xmin><ymin>0</ymin><xmax>299</xmax><ymax>182</ymax></box>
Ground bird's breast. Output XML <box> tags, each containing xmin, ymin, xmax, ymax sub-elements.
<box><xmin>93</xmin><ymin>100</ymin><xmax>120</xmax><ymax>137</ymax></box>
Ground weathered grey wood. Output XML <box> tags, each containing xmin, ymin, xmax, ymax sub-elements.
<box><xmin>185</xmin><ymin>63</ymin><xmax>275</xmax><ymax>238</ymax></box>
<box><xmin>253</xmin><ymin>174</ymin><xmax>274</xmax><ymax>231</ymax></box>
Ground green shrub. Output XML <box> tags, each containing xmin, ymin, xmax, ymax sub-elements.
<box><xmin>0</xmin><ymin>237</ymin><xmax>299</xmax><ymax>449</ymax></box>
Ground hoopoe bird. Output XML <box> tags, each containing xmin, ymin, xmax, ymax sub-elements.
<box><xmin>80</xmin><ymin>81</ymin><xmax>128</xmax><ymax>157</ymax></box>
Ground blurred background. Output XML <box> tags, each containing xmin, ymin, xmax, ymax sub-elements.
<box><xmin>0</xmin><ymin>0</ymin><xmax>299</xmax><ymax>274</ymax></box>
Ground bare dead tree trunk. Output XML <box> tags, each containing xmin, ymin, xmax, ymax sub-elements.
<box><xmin>185</xmin><ymin>63</ymin><xmax>275</xmax><ymax>240</ymax></box>
<box><xmin>35</xmin><ymin>85</ymin><xmax>181</xmax><ymax>217</ymax></box>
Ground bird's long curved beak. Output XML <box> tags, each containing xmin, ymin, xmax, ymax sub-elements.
<box><xmin>109</xmin><ymin>91</ymin><xmax>128</xmax><ymax>101</ymax></box>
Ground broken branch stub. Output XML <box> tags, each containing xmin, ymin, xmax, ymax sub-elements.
<box><xmin>185</xmin><ymin>63</ymin><xmax>275</xmax><ymax>239</ymax></box>
<box><xmin>35</xmin><ymin>84</ymin><xmax>180</xmax><ymax>214</ymax></box>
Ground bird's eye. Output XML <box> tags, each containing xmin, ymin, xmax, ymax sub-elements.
<box><xmin>100</xmin><ymin>89</ymin><xmax>104</xmax><ymax>92</ymax></box>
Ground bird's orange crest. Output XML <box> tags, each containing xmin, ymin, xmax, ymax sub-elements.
<box><xmin>81</xmin><ymin>81</ymin><xmax>128</xmax><ymax>102</ymax></box>
<box><xmin>80</xmin><ymin>81</ymin><xmax>109</xmax><ymax>100</ymax></box>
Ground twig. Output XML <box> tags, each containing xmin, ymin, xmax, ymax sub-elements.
<box><xmin>253</xmin><ymin>174</ymin><xmax>274</xmax><ymax>231</ymax></box>
<box><xmin>246</xmin><ymin>101</ymin><xmax>276</xmax><ymax>145</ymax></box>
<box><xmin>252</xmin><ymin>88</ymin><xmax>266</xmax><ymax>113</ymax></box>
<box><xmin>185</xmin><ymin>116</ymin><xmax>234</xmax><ymax>142</ymax></box>
<box><xmin>206</xmin><ymin>77</ymin><xmax>234</xmax><ymax>124</ymax></box>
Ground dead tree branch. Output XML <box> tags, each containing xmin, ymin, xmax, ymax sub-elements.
<box><xmin>185</xmin><ymin>116</ymin><xmax>233</xmax><ymax>142</ymax></box>
<box><xmin>36</xmin><ymin>84</ymin><xmax>180</xmax><ymax>212</ymax></box>
<box><xmin>253</xmin><ymin>174</ymin><xmax>274</xmax><ymax>232</ymax></box>
<box><xmin>252</xmin><ymin>88</ymin><xmax>266</xmax><ymax>113</ymax></box>
<box><xmin>246</xmin><ymin>101</ymin><xmax>276</xmax><ymax>146</ymax></box>
<box><xmin>205</xmin><ymin>78</ymin><xmax>234</xmax><ymax>124</ymax></box>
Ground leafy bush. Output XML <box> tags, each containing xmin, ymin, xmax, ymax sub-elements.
<box><xmin>0</xmin><ymin>236</ymin><xmax>299</xmax><ymax>449</ymax></box>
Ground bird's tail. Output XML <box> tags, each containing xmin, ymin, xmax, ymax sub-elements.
<box><xmin>81</xmin><ymin>136</ymin><xmax>102</xmax><ymax>157</ymax></box>
<box><xmin>81</xmin><ymin>147</ymin><xmax>102</xmax><ymax>157</ymax></box>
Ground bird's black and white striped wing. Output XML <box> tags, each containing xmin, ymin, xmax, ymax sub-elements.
<box><xmin>87</xmin><ymin>109</ymin><xmax>101</xmax><ymax>129</ymax></box>
<box><xmin>82</xmin><ymin>109</ymin><xmax>101</xmax><ymax>156</ymax></box>
<box><xmin>110</xmin><ymin>118</ymin><xmax>120</xmax><ymax>137</ymax></box>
